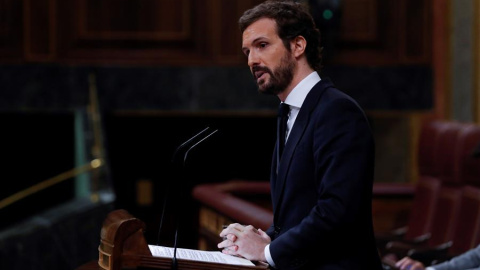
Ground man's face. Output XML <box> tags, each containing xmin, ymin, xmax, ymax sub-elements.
<box><xmin>242</xmin><ymin>18</ymin><xmax>296</xmax><ymax>95</ymax></box>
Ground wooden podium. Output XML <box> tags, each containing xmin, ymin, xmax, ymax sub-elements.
<box><xmin>77</xmin><ymin>209</ymin><xmax>269</xmax><ymax>270</ymax></box>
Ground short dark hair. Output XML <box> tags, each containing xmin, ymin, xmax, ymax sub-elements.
<box><xmin>239</xmin><ymin>0</ymin><xmax>323</xmax><ymax>71</ymax></box>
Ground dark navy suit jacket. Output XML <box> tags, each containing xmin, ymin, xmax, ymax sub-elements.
<box><xmin>266</xmin><ymin>78</ymin><xmax>383</xmax><ymax>270</ymax></box>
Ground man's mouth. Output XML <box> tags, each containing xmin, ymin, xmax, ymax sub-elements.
<box><xmin>255</xmin><ymin>71</ymin><xmax>266</xmax><ymax>80</ymax></box>
<box><xmin>252</xmin><ymin>67</ymin><xmax>270</xmax><ymax>82</ymax></box>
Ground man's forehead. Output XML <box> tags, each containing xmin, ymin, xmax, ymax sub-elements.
<box><xmin>242</xmin><ymin>18</ymin><xmax>277</xmax><ymax>44</ymax></box>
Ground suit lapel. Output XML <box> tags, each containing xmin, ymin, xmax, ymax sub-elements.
<box><xmin>273</xmin><ymin>78</ymin><xmax>335</xmax><ymax>215</ymax></box>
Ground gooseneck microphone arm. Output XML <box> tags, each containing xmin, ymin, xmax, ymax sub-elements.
<box><xmin>155</xmin><ymin>127</ymin><xmax>219</xmax><ymax>270</ymax></box>
<box><xmin>156</xmin><ymin>127</ymin><xmax>213</xmax><ymax>246</ymax></box>
<box><xmin>171</xmin><ymin>128</ymin><xmax>218</xmax><ymax>270</ymax></box>
<box><xmin>183</xmin><ymin>129</ymin><xmax>219</xmax><ymax>165</ymax></box>
<box><xmin>171</xmin><ymin>127</ymin><xmax>211</xmax><ymax>165</ymax></box>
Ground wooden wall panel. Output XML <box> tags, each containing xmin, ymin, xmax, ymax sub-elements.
<box><xmin>0</xmin><ymin>0</ymin><xmax>432</xmax><ymax>66</ymax></box>
<box><xmin>400</xmin><ymin>0</ymin><xmax>431</xmax><ymax>63</ymax></box>
<box><xmin>339</xmin><ymin>0</ymin><xmax>378</xmax><ymax>42</ymax></box>
<box><xmin>333</xmin><ymin>0</ymin><xmax>431</xmax><ymax>65</ymax></box>
<box><xmin>78</xmin><ymin>0</ymin><xmax>190</xmax><ymax>41</ymax></box>
<box><xmin>475</xmin><ymin>0</ymin><xmax>480</xmax><ymax>123</ymax></box>
<box><xmin>56</xmin><ymin>0</ymin><xmax>210</xmax><ymax>64</ymax></box>
<box><xmin>24</xmin><ymin>0</ymin><xmax>55</xmax><ymax>60</ymax></box>
<box><xmin>0</xmin><ymin>0</ymin><xmax>23</xmax><ymax>60</ymax></box>
<box><xmin>210</xmin><ymin>0</ymin><xmax>264</xmax><ymax>65</ymax></box>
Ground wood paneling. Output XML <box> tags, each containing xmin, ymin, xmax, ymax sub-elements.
<box><xmin>24</xmin><ymin>0</ymin><xmax>55</xmax><ymax>60</ymax></box>
<box><xmin>432</xmin><ymin>0</ymin><xmax>450</xmax><ymax>119</ymax></box>
<box><xmin>0</xmin><ymin>0</ymin><xmax>23</xmax><ymax>60</ymax></box>
<box><xmin>474</xmin><ymin>0</ymin><xmax>480</xmax><ymax>123</ymax></box>
<box><xmin>400</xmin><ymin>0</ymin><xmax>431</xmax><ymax>63</ymax></box>
<box><xmin>209</xmin><ymin>0</ymin><xmax>264</xmax><ymax>64</ymax></box>
<box><xmin>2</xmin><ymin>0</ymin><xmax>432</xmax><ymax>66</ymax></box>
<box><xmin>78</xmin><ymin>0</ymin><xmax>191</xmax><ymax>41</ymax></box>
<box><xmin>340</xmin><ymin>0</ymin><xmax>378</xmax><ymax>42</ymax></box>
<box><xmin>372</xmin><ymin>197</ymin><xmax>412</xmax><ymax>233</ymax></box>
<box><xmin>333</xmin><ymin>0</ymin><xmax>431</xmax><ymax>65</ymax></box>
<box><xmin>56</xmin><ymin>0</ymin><xmax>209</xmax><ymax>64</ymax></box>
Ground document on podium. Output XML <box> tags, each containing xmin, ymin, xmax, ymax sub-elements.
<box><xmin>148</xmin><ymin>245</ymin><xmax>256</xmax><ymax>267</ymax></box>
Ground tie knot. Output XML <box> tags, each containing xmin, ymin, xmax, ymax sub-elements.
<box><xmin>278</xmin><ymin>103</ymin><xmax>290</xmax><ymax>118</ymax></box>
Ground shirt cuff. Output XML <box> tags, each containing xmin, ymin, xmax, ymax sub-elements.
<box><xmin>425</xmin><ymin>267</ymin><xmax>436</xmax><ymax>270</ymax></box>
<box><xmin>264</xmin><ymin>244</ymin><xmax>276</xmax><ymax>267</ymax></box>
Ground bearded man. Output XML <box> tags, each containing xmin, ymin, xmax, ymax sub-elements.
<box><xmin>218</xmin><ymin>1</ymin><xmax>383</xmax><ymax>269</ymax></box>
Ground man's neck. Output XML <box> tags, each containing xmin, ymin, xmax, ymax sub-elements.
<box><xmin>278</xmin><ymin>65</ymin><xmax>315</xmax><ymax>102</ymax></box>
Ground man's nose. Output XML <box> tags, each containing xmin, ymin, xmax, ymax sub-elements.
<box><xmin>248</xmin><ymin>51</ymin><xmax>259</xmax><ymax>67</ymax></box>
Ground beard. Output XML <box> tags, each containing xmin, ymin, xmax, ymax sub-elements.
<box><xmin>252</xmin><ymin>52</ymin><xmax>296</xmax><ymax>96</ymax></box>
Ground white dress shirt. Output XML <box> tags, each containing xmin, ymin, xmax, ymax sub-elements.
<box><xmin>264</xmin><ymin>71</ymin><xmax>321</xmax><ymax>267</ymax></box>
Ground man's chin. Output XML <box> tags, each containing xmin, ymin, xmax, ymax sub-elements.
<box><xmin>256</xmin><ymin>80</ymin><xmax>267</xmax><ymax>92</ymax></box>
<box><xmin>257</xmin><ymin>84</ymin><xmax>281</xmax><ymax>96</ymax></box>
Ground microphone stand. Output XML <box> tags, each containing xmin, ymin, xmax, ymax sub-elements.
<box><xmin>156</xmin><ymin>127</ymin><xmax>210</xmax><ymax>246</ymax></box>
<box><xmin>155</xmin><ymin>127</ymin><xmax>218</xmax><ymax>270</ymax></box>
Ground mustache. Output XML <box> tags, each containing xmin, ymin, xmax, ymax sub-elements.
<box><xmin>251</xmin><ymin>66</ymin><xmax>272</xmax><ymax>77</ymax></box>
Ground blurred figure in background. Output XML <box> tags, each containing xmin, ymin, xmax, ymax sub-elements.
<box><xmin>395</xmin><ymin>244</ymin><xmax>480</xmax><ymax>270</ymax></box>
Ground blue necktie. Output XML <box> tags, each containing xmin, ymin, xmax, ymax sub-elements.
<box><xmin>277</xmin><ymin>102</ymin><xmax>289</xmax><ymax>168</ymax></box>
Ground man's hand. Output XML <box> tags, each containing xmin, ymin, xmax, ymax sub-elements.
<box><xmin>395</xmin><ymin>256</ymin><xmax>425</xmax><ymax>270</ymax></box>
<box><xmin>217</xmin><ymin>223</ymin><xmax>271</xmax><ymax>262</ymax></box>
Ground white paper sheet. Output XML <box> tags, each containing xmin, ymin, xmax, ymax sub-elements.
<box><xmin>148</xmin><ymin>245</ymin><xmax>255</xmax><ymax>266</ymax></box>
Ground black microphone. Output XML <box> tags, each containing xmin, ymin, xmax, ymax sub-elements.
<box><xmin>155</xmin><ymin>127</ymin><xmax>218</xmax><ymax>270</ymax></box>
<box><xmin>156</xmin><ymin>127</ymin><xmax>215</xmax><ymax>245</ymax></box>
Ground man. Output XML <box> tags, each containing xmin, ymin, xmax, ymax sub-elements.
<box><xmin>217</xmin><ymin>1</ymin><xmax>382</xmax><ymax>269</ymax></box>
<box><xmin>395</xmin><ymin>244</ymin><xmax>480</xmax><ymax>270</ymax></box>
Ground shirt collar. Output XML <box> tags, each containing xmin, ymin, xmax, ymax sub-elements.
<box><xmin>284</xmin><ymin>71</ymin><xmax>321</xmax><ymax>109</ymax></box>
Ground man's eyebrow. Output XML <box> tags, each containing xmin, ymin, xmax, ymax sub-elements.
<box><xmin>242</xmin><ymin>37</ymin><xmax>267</xmax><ymax>51</ymax></box>
<box><xmin>251</xmin><ymin>37</ymin><xmax>267</xmax><ymax>44</ymax></box>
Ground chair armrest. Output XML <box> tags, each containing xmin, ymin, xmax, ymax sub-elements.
<box><xmin>373</xmin><ymin>183</ymin><xmax>415</xmax><ymax>197</ymax></box>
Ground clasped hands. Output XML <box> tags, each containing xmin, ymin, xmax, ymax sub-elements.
<box><xmin>217</xmin><ymin>223</ymin><xmax>271</xmax><ymax>262</ymax></box>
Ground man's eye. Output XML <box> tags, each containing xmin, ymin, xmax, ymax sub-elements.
<box><xmin>259</xmin><ymin>43</ymin><xmax>267</xmax><ymax>48</ymax></box>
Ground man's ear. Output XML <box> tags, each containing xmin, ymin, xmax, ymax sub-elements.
<box><xmin>290</xmin><ymin>36</ymin><xmax>307</xmax><ymax>58</ymax></box>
